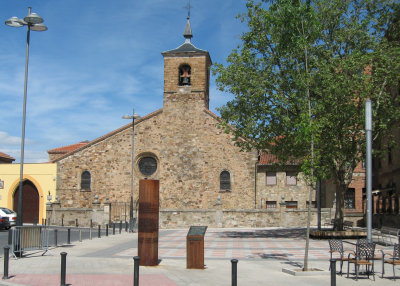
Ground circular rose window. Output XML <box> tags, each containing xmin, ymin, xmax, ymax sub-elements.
<box><xmin>138</xmin><ymin>157</ymin><xmax>157</xmax><ymax>176</ymax></box>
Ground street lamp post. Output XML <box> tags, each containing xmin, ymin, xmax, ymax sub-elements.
<box><xmin>5</xmin><ymin>7</ymin><xmax>47</xmax><ymax>226</ymax></box>
<box><xmin>122</xmin><ymin>109</ymin><xmax>140</xmax><ymax>233</ymax></box>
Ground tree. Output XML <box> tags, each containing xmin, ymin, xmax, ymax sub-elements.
<box><xmin>213</xmin><ymin>0</ymin><xmax>400</xmax><ymax>269</ymax></box>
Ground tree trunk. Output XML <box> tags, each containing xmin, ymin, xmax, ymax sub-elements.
<box><xmin>334</xmin><ymin>183</ymin><xmax>345</xmax><ymax>231</ymax></box>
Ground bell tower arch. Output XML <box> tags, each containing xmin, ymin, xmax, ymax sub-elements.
<box><xmin>162</xmin><ymin>16</ymin><xmax>212</xmax><ymax>110</ymax></box>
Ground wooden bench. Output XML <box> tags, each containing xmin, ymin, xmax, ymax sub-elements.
<box><xmin>374</xmin><ymin>226</ymin><xmax>400</xmax><ymax>245</ymax></box>
<box><xmin>324</xmin><ymin>219</ymin><xmax>335</xmax><ymax>228</ymax></box>
<box><xmin>343</xmin><ymin>220</ymin><xmax>354</xmax><ymax>230</ymax></box>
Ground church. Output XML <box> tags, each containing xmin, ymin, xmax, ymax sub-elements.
<box><xmin>46</xmin><ymin>17</ymin><xmax>328</xmax><ymax>228</ymax></box>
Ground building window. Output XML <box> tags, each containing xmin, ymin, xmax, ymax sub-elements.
<box><xmin>286</xmin><ymin>172</ymin><xmax>297</xmax><ymax>185</ymax></box>
<box><xmin>138</xmin><ymin>157</ymin><xmax>157</xmax><ymax>176</ymax></box>
<box><xmin>179</xmin><ymin>64</ymin><xmax>191</xmax><ymax>86</ymax></box>
<box><xmin>266</xmin><ymin>172</ymin><xmax>277</xmax><ymax>185</ymax></box>
<box><xmin>285</xmin><ymin>201</ymin><xmax>298</xmax><ymax>208</ymax></box>
<box><xmin>220</xmin><ymin>171</ymin><xmax>231</xmax><ymax>191</ymax></box>
<box><xmin>266</xmin><ymin>201</ymin><xmax>277</xmax><ymax>209</ymax></box>
<box><xmin>81</xmin><ymin>171</ymin><xmax>91</xmax><ymax>190</ymax></box>
<box><xmin>344</xmin><ymin>188</ymin><xmax>355</xmax><ymax>209</ymax></box>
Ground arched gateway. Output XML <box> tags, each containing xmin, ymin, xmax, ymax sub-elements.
<box><xmin>13</xmin><ymin>180</ymin><xmax>40</xmax><ymax>224</ymax></box>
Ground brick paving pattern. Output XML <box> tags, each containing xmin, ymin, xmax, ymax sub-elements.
<box><xmin>115</xmin><ymin>228</ymin><xmax>332</xmax><ymax>261</ymax></box>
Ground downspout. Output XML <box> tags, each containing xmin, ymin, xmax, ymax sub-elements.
<box><xmin>255</xmin><ymin>151</ymin><xmax>260</xmax><ymax>209</ymax></box>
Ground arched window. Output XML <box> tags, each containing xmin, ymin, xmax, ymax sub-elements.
<box><xmin>81</xmin><ymin>170</ymin><xmax>91</xmax><ymax>190</ymax></box>
<box><xmin>179</xmin><ymin>64</ymin><xmax>191</xmax><ymax>86</ymax></box>
<box><xmin>220</xmin><ymin>171</ymin><xmax>231</xmax><ymax>191</ymax></box>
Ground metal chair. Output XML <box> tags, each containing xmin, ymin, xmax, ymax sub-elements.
<box><xmin>381</xmin><ymin>244</ymin><xmax>400</xmax><ymax>280</ymax></box>
<box><xmin>328</xmin><ymin>239</ymin><xmax>351</xmax><ymax>274</ymax></box>
<box><xmin>347</xmin><ymin>242</ymin><xmax>376</xmax><ymax>280</ymax></box>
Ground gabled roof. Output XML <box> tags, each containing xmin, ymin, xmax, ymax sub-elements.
<box><xmin>0</xmin><ymin>152</ymin><xmax>15</xmax><ymax>163</ymax></box>
<box><xmin>50</xmin><ymin>109</ymin><xmax>163</xmax><ymax>162</ymax></box>
<box><xmin>47</xmin><ymin>142</ymin><xmax>90</xmax><ymax>154</ymax></box>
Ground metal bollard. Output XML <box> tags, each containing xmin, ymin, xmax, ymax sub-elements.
<box><xmin>3</xmin><ymin>246</ymin><xmax>10</xmax><ymax>280</ymax></box>
<box><xmin>54</xmin><ymin>229</ymin><xmax>58</xmax><ymax>246</ymax></box>
<box><xmin>119</xmin><ymin>221</ymin><xmax>122</xmax><ymax>234</ymax></box>
<box><xmin>106</xmin><ymin>224</ymin><xmax>109</xmax><ymax>236</ymax></box>
<box><xmin>113</xmin><ymin>223</ymin><xmax>116</xmax><ymax>235</ymax></box>
<box><xmin>60</xmin><ymin>252</ymin><xmax>67</xmax><ymax>286</ymax></box>
<box><xmin>98</xmin><ymin>225</ymin><xmax>101</xmax><ymax>238</ymax></box>
<box><xmin>231</xmin><ymin>259</ymin><xmax>238</xmax><ymax>286</ymax></box>
<box><xmin>133</xmin><ymin>256</ymin><xmax>140</xmax><ymax>286</ymax></box>
<box><xmin>67</xmin><ymin>228</ymin><xmax>71</xmax><ymax>244</ymax></box>
<box><xmin>79</xmin><ymin>229</ymin><xmax>82</xmax><ymax>242</ymax></box>
<box><xmin>330</xmin><ymin>259</ymin><xmax>336</xmax><ymax>286</ymax></box>
<box><xmin>125</xmin><ymin>221</ymin><xmax>128</xmax><ymax>232</ymax></box>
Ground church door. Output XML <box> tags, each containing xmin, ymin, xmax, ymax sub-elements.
<box><xmin>13</xmin><ymin>181</ymin><xmax>40</xmax><ymax>224</ymax></box>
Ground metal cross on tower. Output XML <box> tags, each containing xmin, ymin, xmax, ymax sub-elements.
<box><xmin>184</xmin><ymin>0</ymin><xmax>192</xmax><ymax>19</ymax></box>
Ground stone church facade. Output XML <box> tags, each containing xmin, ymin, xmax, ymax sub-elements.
<box><xmin>47</xmin><ymin>18</ymin><xmax>328</xmax><ymax>228</ymax></box>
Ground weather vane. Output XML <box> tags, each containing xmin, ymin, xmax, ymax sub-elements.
<box><xmin>184</xmin><ymin>0</ymin><xmax>192</xmax><ymax>19</ymax></box>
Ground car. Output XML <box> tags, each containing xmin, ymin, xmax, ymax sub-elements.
<box><xmin>0</xmin><ymin>207</ymin><xmax>17</xmax><ymax>228</ymax></box>
<box><xmin>0</xmin><ymin>216</ymin><xmax>10</xmax><ymax>230</ymax></box>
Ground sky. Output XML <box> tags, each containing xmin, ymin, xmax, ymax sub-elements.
<box><xmin>0</xmin><ymin>0</ymin><xmax>248</xmax><ymax>163</ymax></box>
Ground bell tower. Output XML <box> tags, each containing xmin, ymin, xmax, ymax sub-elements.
<box><xmin>162</xmin><ymin>16</ymin><xmax>212</xmax><ymax>109</ymax></box>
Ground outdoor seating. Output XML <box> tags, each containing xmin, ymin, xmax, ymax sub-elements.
<box><xmin>347</xmin><ymin>242</ymin><xmax>376</xmax><ymax>280</ymax></box>
<box><xmin>328</xmin><ymin>239</ymin><xmax>352</xmax><ymax>274</ymax></box>
<box><xmin>381</xmin><ymin>244</ymin><xmax>400</xmax><ymax>280</ymax></box>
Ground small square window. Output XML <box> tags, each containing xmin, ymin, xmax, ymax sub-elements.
<box><xmin>266</xmin><ymin>172</ymin><xmax>277</xmax><ymax>185</ymax></box>
<box><xmin>286</xmin><ymin>172</ymin><xmax>297</xmax><ymax>185</ymax></box>
<box><xmin>266</xmin><ymin>201</ymin><xmax>277</xmax><ymax>209</ymax></box>
<box><xmin>286</xmin><ymin>201</ymin><xmax>298</xmax><ymax>208</ymax></box>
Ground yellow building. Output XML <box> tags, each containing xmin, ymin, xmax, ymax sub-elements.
<box><xmin>0</xmin><ymin>163</ymin><xmax>57</xmax><ymax>224</ymax></box>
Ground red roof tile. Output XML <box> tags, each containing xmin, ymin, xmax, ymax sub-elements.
<box><xmin>50</xmin><ymin>109</ymin><xmax>163</xmax><ymax>162</ymax></box>
<box><xmin>47</xmin><ymin>142</ymin><xmax>89</xmax><ymax>154</ymax></box>
<box><xmin>259</xmin><ymin>152</ymin><xmax>280</xmax><ymax>165</ymax></box>
<box><xmin>258</xmin><ymin>151</ymin><xmax>299</xmax><ymax>166</ymax></box>
<box><xmin>0</xmin><ymin>152</ymin><xmax>15</xmax><ymax>161</ymax></box>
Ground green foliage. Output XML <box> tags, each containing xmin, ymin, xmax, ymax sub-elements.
<box><xmin>213</xmin><ymin>0</ymin><xmax>400</xmax><ymax>187</ymax></box>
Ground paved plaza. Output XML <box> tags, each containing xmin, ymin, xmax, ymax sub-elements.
<box><xmin>0</xmin><ymin>227</ymin><xmax>398</xmax><ymax>285</ymax></box>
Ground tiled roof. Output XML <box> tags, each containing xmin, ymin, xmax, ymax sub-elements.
<box><xmin>47</xmin><ymin>142</ymin><xmax>89</xmax><ymax>154</ymax></box>
<box><xmin>259</xmin><ymin>152</ymin><xmax>279</xmax><ymax>165</ymax></box>
<box><xmin>0</xmin><ymin>152</ymin><xmax>15</xmax><ymax>162</ymax></box>
<box><xmin>50</xmin><ymin>109</ymin><xmax>163</xmax><ymax>162</ymax></box>
<box><xmin>258</xmin><ymin>151</ymin><xmax>300</xmax><ymax>166</ymax></box>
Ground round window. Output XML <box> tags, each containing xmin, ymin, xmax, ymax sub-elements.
<box><xmin>138</xmin><ymin>157</ymin><xmax>157</xmax><ymax>176</ymax></box>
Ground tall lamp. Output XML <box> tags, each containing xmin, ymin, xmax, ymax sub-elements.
<box><xmin>5</xmin><ymin>7</ymin><xmax>47</xmax><ymax>226</ymax></box>
<box><xmin>122</xmin><ymin>109</ymin><xmax>141</xmax><ymax>232</ymax></box>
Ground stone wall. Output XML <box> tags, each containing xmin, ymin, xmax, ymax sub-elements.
<box><xmin>46</xmin><ymin>202</ymin><xmax>110</xmax><ymax>227</ymax></box>
<box><xmin>46</xmin><ymin>205</ymin><xmax>331</xmax><ymax>229</ymax></box>
<box><xmin>256</xmin><ymin>166</ymin><xmax>311</xmax><ymax>210</ymax></box>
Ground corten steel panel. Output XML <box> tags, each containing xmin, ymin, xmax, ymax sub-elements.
<box><xmin>186</xmin><ymin>226</ymin><xmax>207</xmax><ymax>269</ymax></box>
<box><xmin>138</xmin><ymin>179</ymin><xmax>159</xmax><ymax>266</ymax></box>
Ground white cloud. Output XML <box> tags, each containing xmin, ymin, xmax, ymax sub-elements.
<box><xmin>0</xmin><ymin>131</ymin><xmax>21</xmax><ymax>146</ymax></box>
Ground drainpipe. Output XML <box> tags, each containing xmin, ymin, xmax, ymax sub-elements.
<box><xmin>255</xmin><ymin>160</ymin><xmax>258</xmax><ymax>209</ymax></box>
